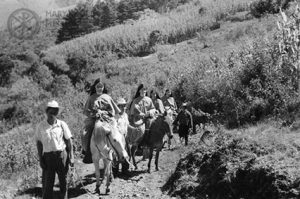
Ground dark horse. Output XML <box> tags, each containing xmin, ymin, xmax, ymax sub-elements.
<box><xmin>131</xmin><ymin>112</ymin><xmax>173</xmax><ymax>173</ymax></box>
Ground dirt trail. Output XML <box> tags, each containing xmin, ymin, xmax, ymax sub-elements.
<box><xmin>69</xmin><ymin>135</ymin><xmax>186</xmax><ymax>199</ymax></box>
<box><xmin>13</xmin><ymin>133</ymin><xmax>202</xmax><ymax>199</ymax></box>
<box><xmin>17</xmin><ymin>133</ymin><xmax>199</xmax><ymax>199</ymax></box>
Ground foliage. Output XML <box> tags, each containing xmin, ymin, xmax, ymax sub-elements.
<box><xmin>250</xmin><ymin>0</ymin><xmax>293</xmax><ymax>18</ymax></box>
<box><xmin>51</xmin><ymin>74</ymin><xmax>74</xmax><ymax>97</ymax></box>
<box><xmin>0</xmin><ymin>55</ymin><xmax>14</xmax><ymax>87</ymax></box>
<box><xmin>173</xmin><ymin>37</ymin><xmax>300</xmax><ymax>128</ymax></box>
<box><xmin>56</xmin><ymin>2</ymin><xmax>95</xmax><ymax>44</ymax></box>
<box><xmin>56</xmin><ymin>0</ymin><xmax>192</xmax><ymax>44</ymax></box>
<box><xmin>44</xmin><ymin>0</ymin><xmax>250</xmax><ymax>66</ymax></box>
<box><xmin>1</xmin><ymin>0</ymin><xmax>300</xmax><ymax>196</ymax></box>
<box><xmin>277</xmin><ymin>6</ymin><xmax>300</xmax><ymax>91</ymax></box>
<box><xmin>163</xmin><ymin>128</ymin><xmax>300</xmax><ymax>199</ymax></box>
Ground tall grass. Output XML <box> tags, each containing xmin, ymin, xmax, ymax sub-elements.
<box><xmin>43</xmin><ymin>0</ymin><xmax>251</xmax><ymax>63</ymax></box>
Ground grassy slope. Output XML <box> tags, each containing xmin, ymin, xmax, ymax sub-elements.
<box><xmin>105</xmin><ymin>13</ymin><xmax>277</xmax><ymax>96</ymax></box>
<box><xmin>0</xmin><ymin>3</ymin><xmax>284</xmax><ymax>198</ymax></box>
<box><xmin>43</xmin><ymin>0</ymin><xmax>251</xmax><ymax>61</ymax></box>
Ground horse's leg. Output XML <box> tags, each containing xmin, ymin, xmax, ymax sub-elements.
<box><xmin>131</xmin><ymin>145</ymin><xmax>138</xmax><ymax>170</ymax></box>
<box><xmin>128</xmin><ymin>144</ymin><xmax>132</xmax><ymax>162</ymax></box>
<box><xmin>147</xmin><ymin>147</ymin><xmax>154</xmax><ymax>173</ymax></box>
<box><xmin>103</xmin><ymin>159</ymin><xmax>113</xmax><ymax>194</ymax></box>
<box><xmin>168</xmin><ymin>137</ymin><xmax>172</xmax><ymax>150</ymax></box>
<box><xmin>92</xmin><ymin>154</ymin><xmax>101</xmax><ymax>195</ymax></box>
<box><xmin>155</xmin><ymin>148</ymin><xmax>161</xmax><ymax>171</ymax></box>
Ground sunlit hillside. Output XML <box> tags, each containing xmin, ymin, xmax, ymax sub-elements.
<box><xmin>1</xmin><ymin>0</ymin><xmax>300</xmax><ymax>198</ymax></box>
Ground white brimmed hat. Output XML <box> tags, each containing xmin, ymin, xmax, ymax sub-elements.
<box><xmin>47</xmin><ymin>100</ymin><xmax>60</xmax><ymax>108</ymax></box>
<box><xmin>117</xmin><ymin>98</ymin><xmax>127</xmax><ymax>105</ymax></box>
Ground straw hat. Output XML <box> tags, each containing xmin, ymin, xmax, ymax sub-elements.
<box><xmin>182</xmin><ymin>102</ymin><xmax>188</xmax><ymax>107</ymax></box>
<box><xmin>46</xmin><ymin>100</ymin><xmax>60</xmax><ymax>108</ymax></box>
<box><xmin>117</xmin><ymin>98</ymin><xmax>127</xmax><ymax>105</ymax></box>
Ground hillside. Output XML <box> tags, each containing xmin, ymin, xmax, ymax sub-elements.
<box><xmin>1</xmin><ymin>0</ymin><xmax>300</xmax><ymax>198</ymax></box>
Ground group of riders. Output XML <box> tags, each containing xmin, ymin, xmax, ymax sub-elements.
<box><xmin>81</xmin><ymin>78</ymin><xmax>193</xmax><ymax>164</ymax></box>
<box><xmin>35</xmin><ymin>77</ymin><xmax>194</xmax><ymax>199</ymax></box>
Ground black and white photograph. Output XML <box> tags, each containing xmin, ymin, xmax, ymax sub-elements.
<box><xmin>1</xmin><ymin>0</ymin><xmax>300</xmax><ymax>198</ymax></box>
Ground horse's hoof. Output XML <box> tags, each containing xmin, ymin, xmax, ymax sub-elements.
<box><xmin>95</xmin><ymin>187</ymin><xmax>100</xmax><ymax>195</ymax></box>
<box><xmin>106</xmin><ymin>188</ymin><xmax>110</xmax><ymax>194</ymax></box>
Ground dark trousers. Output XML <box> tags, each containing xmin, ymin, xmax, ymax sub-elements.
<box><xmin>178</xmin><ymin>124</ymin><xmax>190</xmax><ymax>145</ymax></box>
<box><xmin>42</xmin><ymin>150</ymin><xmax>69</xmax><ymax>199</ymax></box>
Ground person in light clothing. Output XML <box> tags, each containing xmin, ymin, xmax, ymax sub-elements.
<box><xmin>82</xmin><ymin>78</ymin><xmax>120</xmax><ymax>164</ymax></box>
<box><xmin>35</xmin><ymin>100</ymin><xmax>74</xmax><ymax>199</ymax></box>
<box><xmin>129</xmin><ymin>84</ymin><xmax>157</xmax><ymax>146</ymax></box>
<box><xmin>150</xmin><ymin>90</ymin><xmax>165</xmax><ymax>114</ymax></box>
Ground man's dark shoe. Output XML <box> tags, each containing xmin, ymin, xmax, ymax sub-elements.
<box><xmin>83</xmin><ymin>151</ymin><xmax>93</xmax><ymax>164</ymax></box>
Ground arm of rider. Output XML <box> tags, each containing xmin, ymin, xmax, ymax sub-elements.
<box><xmin>134</xmin><ymin>104</ymin><xmax>145</xmax><ymax>118</ymax></box>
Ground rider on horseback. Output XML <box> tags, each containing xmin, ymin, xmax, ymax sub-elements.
<box><xmin>129</xmin><ymin>84</ymin><xmax>157</xmax><ymax>146</ymax></box>
<box><xmin>82</xmin><ymin>78</ymin><xmax>120</xmax><ymax>164</ymax></box>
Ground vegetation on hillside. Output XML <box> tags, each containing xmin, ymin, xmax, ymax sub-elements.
<box><xmin>56</xmin><ymin>0</ymin><xmax>192</xmax><ymax>43</ymax></box>
<box><xmin>163</xmin><ymin>125</ymin><xmax>300</xmax><ymax>198</ymax></box>
<box><xmin>0</xmin><ymin>0</ymin><xmax>299</xmax><ymax>196</ymax></box>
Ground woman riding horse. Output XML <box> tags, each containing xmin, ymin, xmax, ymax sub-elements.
<box><xmin>82</xmin><ymin>78</ymin><xmax>120</xmax><ymax>163</ymax></box>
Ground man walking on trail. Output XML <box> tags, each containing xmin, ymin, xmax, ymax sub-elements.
<box><xmin>35</xmin><ymin>100</ymin><xmax>74</xmax><ymax>199</ymax></box>
<box><xmin>173</xmin><ymin>102</ymin><xmax>193</xmax><ymax>146</ymax></box>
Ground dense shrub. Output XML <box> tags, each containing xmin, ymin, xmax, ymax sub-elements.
<box><xmin>173</xmin><ymin>38</ymin><xmax>300</xmax><ymax>128</ymax></box>
<box><xmin>51</xmin><ymin>75</ymin><xmax>74</xmax><ymax>97</ymax></box>
<box><xmin>250</xmin><ymin>0</ymin><xmax>293</xmax><ymax>18</ymax></box>
<box><xmin>163</xmin><ymin>130</ymin><xmax>300</xmax><ymax>199</ymax></box>
<box><xmin>0</xmin><ymin>55</ymin><xmax>14</xmax><ymax>87</ymax></box>
<box><xmin>30</xmin><ymin>64</ymin><xmax>54</xmax><ymax>90</ymax></box>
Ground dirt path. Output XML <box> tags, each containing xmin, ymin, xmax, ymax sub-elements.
<box><xmin>69</xmin><ymin>134</ymin><xmax>185</xmax><ymax>199</ymax></box>
<box><xmin>13</xmin><ymin>133</ymin><xmax>202</xmax><ymax>199</ymax></box>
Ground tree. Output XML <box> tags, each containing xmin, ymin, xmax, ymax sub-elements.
<box><xmin>93</xmin><ymin>1</ymin><xmax>118</xmax><ymax>29</ymax></box>
<box><xmin>0</xmin><ymin>55</ymin><xmax>14</xmax><ymax>87</ymax></box>
<box><xmin>116</xmin><ymin>0</ymin><xmax>133</xmax><ymax>23</ymax></box>
<box><xmin>56</xmin><ymin>2</ymin><xmax>95</xmax><ymax>44</ymax></box>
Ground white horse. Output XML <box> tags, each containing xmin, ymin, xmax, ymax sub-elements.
<box><xmin>90</xmin><ymin>118</ymin><xmax>129</xmax><ymax>195</ymax></box>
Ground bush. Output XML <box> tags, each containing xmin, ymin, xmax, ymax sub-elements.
<box><xmin>0</xmin><ymin>55</ymin><xmax>14</xmax><ymax>87</ymax></box>
<box><xmin>51</xmin><ymin>75</ymin><xmax>74</xmax><ymax>97</ymax></box>
<box><xmin>163</xmin><ymin>130</ymin><xmax>300</xmax><ymax>199</ymax></box>
<box><xmin>250</xmin><ymin>0</ymin><xmax>292</xmax><ymax>18</ymax></box>
<box><xmin>30</xmin><ymin>64</ymin><xmax>54</xmax><ymax>90</ymax></box>
<box><xmin>173</xmin><ymin>37</ymin><xmax>300</xmax><ymax>128</ymax></box>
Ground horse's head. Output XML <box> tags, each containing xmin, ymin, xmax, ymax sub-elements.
<box><xmin>160</xmin><ymin>111</ymin><xmax>174</xmax><ymax>139</ymax></box>
<box><xmin>107</xmin><ymin>125</ymin><xmax>129</xmax><ymax>162</ymax></box>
